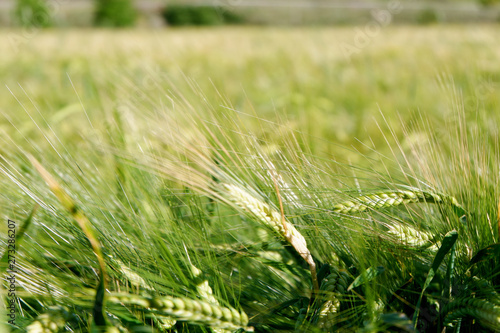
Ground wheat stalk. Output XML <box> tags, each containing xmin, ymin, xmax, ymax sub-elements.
<box><xmin>221</xmin><ymin>183</ymin><xmax>319</xmax><ymax>291</ymax></box>
<box><xmin>29</xmin><ymin>157</ymin><xmax>106</xmax><ymax>276</ymax></box>
<box><xmin>332</xmin><ymin>189</ymin><xmax>465</xmax><ymax>215</ymax></box>
<box><xmin>442</xmin><ymin>297</ymin><xmax>500</xmax><ymax>330</ymax></box>
<box><xmin>107</xmin><ymin>293</ymin><xmax>251</xmax><ymax>331</ymax></box>
<box><xmin>29</xmin><ymin>156</ymin><xmax>108</xmax><ymax>327</ymax></box>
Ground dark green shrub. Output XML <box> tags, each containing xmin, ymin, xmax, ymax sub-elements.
<box><xmin>94</xmin><ymin>0</ymin><xmax>137</xmax><ymax>27</ymax></box>
<box><xmin>190</xmin><ymin>7</ymin><xmax>223</xmax><ymax>25</ymax></box>
<box><xmin>162</xmin><ymin>6</ymin><xmax>243</xmax><ymax>26</ymax></box>
<box><xmin>14</xmin><ymin>0</ymin><xmax>52</xmax><ymax>28</ymax></box>
<box><xmin>163</xmin><ymin>6</ymin><xmax>193</xmax><ymax>26</ymax></box>
<box><xmin>478</xmin><ymin>0</ymin><xmax>500</xmax><ymax>6</ymax></box>
<box><xmin>222</xmin><ymin>10</ymin><xmax>244</xmax><ymax>24</ymax></box>
<box><xmin>416</xmin><ymin>8</ymin><xmax>439</xmax><ymax>25</ymax></box>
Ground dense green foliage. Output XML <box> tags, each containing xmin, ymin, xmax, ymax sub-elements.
<box><xmin>416</xmin><ymin>9</ymin><xmax>439</xmax><ymax>24</ymax></box>
<box><xmin>162</xmin><ymin>6</ymin><xmax>243</xmax><ymax>26</ymax></box>
<box><xmin>0</xmin><ymin>27</ymin><xmax>499</xmax><ymax>332</ymax></box>
<box><xmin>478</xmin><ymin>0</ymin><xmax>500</xmax><ymax>6</ymax></box>
<box><xmin>13</xmin><ymin>0</ymin><xmax>52</xmax><ymax>27</ymax></box>
<box><xmin>94</xmin><ymin>0</ymin><xmax>136</xmax><ymax>27</ymax></box>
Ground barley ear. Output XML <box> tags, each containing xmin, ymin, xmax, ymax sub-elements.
<box><xmin>332</xmin><ymin>189</ymin><xmax>465</xmax><ymax>216</ymax></box>
<box><xmin>109</xmin><ymin>255</ymin><xmax>153</xmax><ymax>292</ymax></box>
<box><xmin>26</xmin><ymin>306</ymin><xmax>71</xmax><ymax>333</ymax></box>
<box><xmin>316</xmin><ymin>271</ymin><xmax>347</xmax><ymax>329</ymax></box>
<box><xmin>191</xmin><ymin>264</ymin><xmax>219</xmax><ymax>306</ymax></box>
<box><xmin>387</xmin><ymin>223</ymin><xmax>439</xmax><ymax>250</ymax></box>
<box><xmin>442</xmin><ymin>297</ymin><xmax>500</xmax><ymax>331</ymax></box>
<box><xmin>108</xmin><ymin>293</ymin><xmax>252</xmax><ymax>331</ymax></box>
<box><xmin>221</xmin><ymin>183</ymin><xmax>318</xmax><ymax>291</ymax></box>
<box><xmin>191</xmin><ymin>264</ymin><xmax>231</xmax><ymax>333</ymax></box>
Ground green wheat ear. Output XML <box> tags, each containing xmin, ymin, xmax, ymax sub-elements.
<box><xmin>332</xmin><ymin>189</ymin><xmax>466</xmax><ymax>216</ymax></box>
<box><xmin>442</xmin><ymin>297</ymin><xmax>500</xmax><ymax>331</ymax></box>
<box><xmin>107</xmin><ymin>293</ymin><xmax>252</xmax><ymax>331</ymax></box>
<box><xmin>191</xmin><ymin>264</ymin><xmax>233</xmax><ymax>333</ymax></box>
<box><xmin>316</xmin><ymin>270</ymin><xmax>350</xmax><ymax>329</ymax></box>
<box><xmin>387</xmin><ymin>223</ymin><xmax>439</xmax><ymax>251</ymax></box>
<box><xmin>26</xmin><ymin>306</ymin><xmax>71</xmax><ymax>333</ymax></box>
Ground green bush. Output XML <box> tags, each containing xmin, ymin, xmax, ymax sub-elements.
<box><xmin>416</xmin><ymin>8</ymin><xmax>439</xmax><ymax>24</ymax></box>
<box><xmin>94</xmin><ymin>0</ymin><xmax>137</xmax><ymax>27</ymax></box>
<box><xmin>478</xmin><ymin>0</ymin><xmax>500</xmax><ymax>6</ymax></box>
<box><xmin>14</xmin><ymin>0</ymin><xmax>52</xmax><ymax>28</ymax></box>
<box><xmin>221</xmin><ymin>10</ymin><xmax>244</xmax><ymax>24</ymax></box>
<box><xmin>162</xmin><ymin>6</ymin><xmax>243</xmax><ymax>26</ymax></box>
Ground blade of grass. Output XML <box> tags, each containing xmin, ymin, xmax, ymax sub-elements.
<box><xmin>29</xmin><ymin>155</ymin><xmax>108</xmax><ymax>328</ymax></box>
<box><xmin>1</xmin><ymin>206</ymin><xmax>38</xmax><ymax>332</ymax></box>
<box><xmin>412</xmin><ymin>230</ymin><xmax>458</xmax><ymax>328</ymax></box>
<box><xmin>470</xmin><ymin>244</ymin><xmax>500</xmax><ymax>266</ymax></box>
<box><xmin>497</xmin><ymin>195</ymin><xmax>500</xmax><ymax>242</ymax></box>
<box><xmin>1</xmin><ymin>205</ymin><xmax>38</xmax><ymax>273</ymax></box>
<box><xmin>347</xmin><ymin>266</ymin><xmax>385</xmax><ymax>292</ymax></box>
<box><xmin>443</xmin><ymin>240</ymin><xmax>456</xmax><ymax>300</ymax></box>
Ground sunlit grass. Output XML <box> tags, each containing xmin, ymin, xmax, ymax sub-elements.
<box><xmin>0</xmin><ymin>26</ymin><xmax>499</xmax><ymax>331</ymax></box>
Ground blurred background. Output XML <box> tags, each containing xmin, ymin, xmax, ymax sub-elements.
<box><xmin>1</xmin><ymin>0</ymin><xmax>499</xmax><ymax>162</ymax></box>
<box><xmin>2</xmin><ymin>2</ymin><xmax>500</xmax><ymax>332</ymax></box>
<box><xmin>0</xmin><ymin>0</ymin><xmax>500</xmax><ymax>28</ymax></box>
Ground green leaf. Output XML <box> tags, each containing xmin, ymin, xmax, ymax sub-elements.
<box><xmin>92</xmin><ymin>274</ymin><xmax>107</xmax><ymax>330</ymax></box>
<box><xmin>443</xmin><ymin>239</ymin><xmax>456</xmax><ymax>299</ymax></box>
<box><xmin>412</xmin><ymin>230</ymin><xmax>458</xmax><ymax>327</ymax></box>
<box><xmin>470</xmin><ymin>243</ymin><xmax>500</xmax><ymax>266</ymax></box>
<box><xmin>347</xmin><ymin>266</ymin><xmax>385</xmax><ymax>291</ymax></box>
<box><xmin>1</xmin><ymin>205</ymin><xmax>38</xmax><ymax>274</ymax></box>
<box><xmin>380</xmin><ymin>313</ymin><xmax>415</xmax><ymax>332</ymax></box>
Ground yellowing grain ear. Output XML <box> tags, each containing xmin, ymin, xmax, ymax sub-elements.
<box><xmin>221</xmin><ymin>183</ymin><xmax>319</xmax><ymax>292</ymax></box>
<box><xmin>28</xmin><ymin>154</ymin><xmax>108</xmax><ymax>328</ymax></box>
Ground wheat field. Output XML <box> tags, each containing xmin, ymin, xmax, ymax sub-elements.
<box><xmin>1</xmin><ymin>26</ymin><xmax>499</xmax><ymax>332</ymax></box>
